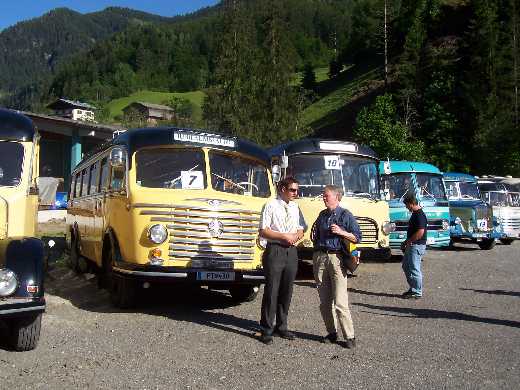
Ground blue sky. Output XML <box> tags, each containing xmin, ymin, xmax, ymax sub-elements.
<box><xmin>0</xmin><ymin>0</ymin><xmax>220</xmax><ymax>31</ymax></box>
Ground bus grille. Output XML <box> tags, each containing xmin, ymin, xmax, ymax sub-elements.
<box><xmin>498</xmin><ymin>216</ymin><xmax>520</xmax><ymax>230</ymax></box>
<box><xmin>356</xmin><ymin>217</ymin><xmax>378</xmax><ymax>244</ymax></box>
<box><xmin>139</xmin><ymin>204</ymin><xmax>260</xmax><ymax>268</ymax></box>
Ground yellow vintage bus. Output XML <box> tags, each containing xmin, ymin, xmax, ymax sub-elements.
<box><xmin>269</xmin><ymin>139</ymin><xmax>394</xmax><ymax>260</ymax></box>
<box><xmin>67</xmin><ymin>127</ymin><xmax>273</xmax><ymax>308</ymax></box>
<box><xmin>0</xmin><ymin>109</ymin><xmax>45</xmax><ymax>351</ymax></box>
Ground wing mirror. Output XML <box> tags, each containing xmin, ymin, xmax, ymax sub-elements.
<box><xmin>110</xmin><ymin>147</ymin><xmax>126</xmax><ymax>167</ymax></box>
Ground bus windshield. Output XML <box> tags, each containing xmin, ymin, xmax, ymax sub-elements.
<box><xmin>458</xmin><ymin>181</ymin><xmax>481</xmax><ymax>200</ymax></box>
<box><xmin>209</xmin><ymin>151</ymin><xmax>270</xmax><ymax>198</ymax></box>
<box><xmin>287</xmin><ymin>154</ymin><xmax>379</xmax><ymax>198</ymax></box>
<box><xmin>509</xmin><ymin>192</ymin><xmax>520</xmax><ymax>207</ymax></box>
<box><xmin>484</xmin><ymin>191</ymin><xmax>508</xmax><ymax>206</ymax></box>
<box><xmin>0</xmin><ymin>141</ymin><xmax>24</xmax><ymax>187</ymax></box>
<box><xmin>381</xmin><ymin>173</ymin><xmax>413</xmax><ymax>200</ymax></box>
<box><xmin>416</xmin><ymin>173</ymin><xmax>447</xmax><ymax>201</ymax></box>
<box><xmin>135</xmin><ymin>148</ymin><xmax>207</xmax><ymax>189</ymax></box>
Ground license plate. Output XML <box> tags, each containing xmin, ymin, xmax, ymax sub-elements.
<box><xmin>477</xmin><ymin>219</ymin><xmax>488</xmax><ymax>230</ymax></box>
<box><xmin>473</xmin><ymin>233</ymin><xmax>486</xmax><ymax>238</ymax></box>
<box><xmin>197</xmin><ymin>271</ymin><xmax>235</xmax><ymax>281</ymax></box>
<box><xmin>426</xmin><ymin>237</ymin><xmax>435</xmax><ymax>245</ymax></box>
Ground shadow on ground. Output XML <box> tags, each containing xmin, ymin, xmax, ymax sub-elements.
<box><xmin>354</xmin><ymin>302</ymin><xmax>520</xmax><ymax>329</ymax></box>
<box><xmin>460</xmin><ymin>288</ymin><xmax>520</xmax><ymax>297</ymax></box>
<box><xmin>44</xmin><ymin>266</ymin><xmax>322</xmax><ymax>342</ymax></box>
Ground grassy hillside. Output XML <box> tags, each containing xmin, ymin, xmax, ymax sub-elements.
<box><xmin>106</xmin><ymin>90</ymin><xmax>206</xmax><ymax>122</ymax></box>
<box><xmin>303</xmin><ymin>63</ymin><xmax>384</xmax><ymax>138</ymax></box>
<box><xmin>105</xmin><ymin>63</ymin><xmax>383</xmax><ymax>136</ymax></box>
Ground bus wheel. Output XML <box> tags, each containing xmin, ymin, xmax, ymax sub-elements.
<box><xmin>229</xmin><ymin>285</ymin><xmax>259</xmax><ymax>303</ymax></box>
<box><xmin>478</xmin><ymin>238</ymin><xmax>496</xmax><ymax>250</ymax></box>
<box><xmin>68</xmin><ymin>235</ymin><xmax>80</xmax><ymax>271</ymax></box>
<box><xmin>500</xmin><ymin>238</ymin><xmax>514</xmax><ymax>245</ymax></box>
<box><xmin>69</xmin><ymin>235</ymin><xmax>89</xmax><ymax>274</ymax></box>
<box><xmin>8</xmin><ymin>313</ymin><xmax>42</xmax><ymax>351</ymax></box>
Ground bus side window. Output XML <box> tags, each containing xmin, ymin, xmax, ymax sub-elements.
<box><xmin>90</xmin><ymin>162</ymin><xmax>100</xmax><ymax>195</ymax></box>
<box><xmin>81</xmin><ymin>168</ymin><xmax>89</xmax><ymax>196</ymax></box>
<box><xmin>110</xmin><ymin>166</ymin><xmax>125</xmax><ymax>191</ymax></box>
<box><xmin>74</xmin><ymin>172</ymin><xmax>81</xmax><ymax>198</ymax></box>
<box><xmin>99</xmin><ymin>157</ymin><xmax>109</xmax><ymax>192</ymax></box>
<box><xmin>69</xmin><ymin>175</ymin><xmax>76</xmax><ymax>200</ymax></box>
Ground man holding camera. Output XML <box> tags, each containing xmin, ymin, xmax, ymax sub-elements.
<box><xmin>311</xmin><ymin>185</ymin><xmax>361</xmax><ymax>349</ymax></box>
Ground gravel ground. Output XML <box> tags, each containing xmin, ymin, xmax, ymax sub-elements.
<box><xmin>1</xmin><ymin>242</ymin><xmax>519</xmax><ymax>389</ymax></box>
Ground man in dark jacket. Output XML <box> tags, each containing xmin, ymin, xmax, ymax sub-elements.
<box><xmin>401</xmin><ymin>193</ymin><xmax>427</xmax><ymax>299</ymax></box>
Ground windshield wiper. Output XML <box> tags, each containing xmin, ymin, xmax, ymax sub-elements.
<box><xmin>168</xmin><ymin>164</ymin><xmax>199</xmax><ymax>187</ymax></box>
<box><xmin>211</xmin><ymin>172</ymin><xmax>246</xmax><ymax>191</ymax></box>
<box><xmin>344</xmin><ymin>191</ymin><xmax>376</xmax><ymax>200</ymax></box>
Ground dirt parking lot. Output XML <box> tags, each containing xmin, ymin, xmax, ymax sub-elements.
<box><xmin>1</xmin><ymin>242</ymin><xmax>519</xmax><ymax>389</ymax></box>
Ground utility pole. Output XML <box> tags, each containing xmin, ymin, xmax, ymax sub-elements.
<box><xmin>513</xmin><ymin>0</ymin><xmax>519</xmax><ymax>127</ymax></box>
<box><xmin>384</xmin><ymin>0</ymin><xmax>388</xmax><ymax>89</ymax></box>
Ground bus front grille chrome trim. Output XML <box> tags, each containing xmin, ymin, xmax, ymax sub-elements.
<box><xmin>166</xmin><ymin>224</ymin><xmax>258</xmax><ymax>234</ymax></box>
<box><xmin>169</xmin><ymin>231</ymin><xmax>255</xmax><ymax>241</ymax></box>
<box><xmin>356</xmin><ymin>217</ymin><xmax>379</xmax><ymax>244</ymax></box>
<box><xmin>169</xmin><ymin>245</ymin><xmax>254</xmax><ymax>254</ymax></box>
<box><xmin>169</xmin><ymin>237</ymin><xmax>254</xmax><ymax>247</ymax></box>
<box><xmin>141</xmin><ymin>210</ymin><xmax>259</xmax><ymax>221</ymax></box>
<box><xmin>169</xmin><ymin>252</ymin><xmax>252</xmax><ymax>261</ymax></box>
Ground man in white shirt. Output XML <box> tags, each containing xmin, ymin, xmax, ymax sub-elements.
<box><xmin>258</xmin><ymin>177</ymin><xmax>307</xmax><ymax>344</ymax></box>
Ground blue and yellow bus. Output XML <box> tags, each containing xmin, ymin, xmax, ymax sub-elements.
<box><xmin>379</xmin><ymin>161</ymin><xmax>451</xmax><ymax>250</ymax></box>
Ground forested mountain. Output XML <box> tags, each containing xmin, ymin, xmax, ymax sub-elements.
<box><xmin>2</xmin><ymin>0</ymin><xmax>519</xmax><ymax>175</ymax></box>
<box><xmin>0</xmin><ymin>7</ymin><xmax>179</xmax><ymax>108</ymax></box>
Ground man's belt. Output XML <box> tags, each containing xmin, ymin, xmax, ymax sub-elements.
<box><xmin>316</xmin><ymin>248</ymin><xmax>343</xmax><ymax>254</ymax></box>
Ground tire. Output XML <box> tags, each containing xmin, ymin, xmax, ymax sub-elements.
<box><xmin>478</xmin><ymin>238</ymin><xmax>496</xmax><ymax>250</ymax></box>
<box><xmin>229</xmin><ymin>285</ymin><xmax>259</xmax><ymax>303</ymax></box>
<box><xmin>8</xmin><ymin>313</ymin><xmax>42</xmax><ymax>351</ymax></box>
<box><xmin>68</xmin><ymin>234</ymin><xmax>80</xmax><ymax>272</ymax></box>
<box><xmin>105</xmin><ymin>246</ymin><xmax>136</xmax><ymax>309</ymax></box>
<box><xmin>500</xmin><ymin>238</ymin><xmax>514</xmax><ymax>245</ymax></box>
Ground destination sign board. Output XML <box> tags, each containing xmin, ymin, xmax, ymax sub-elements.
<box><xmin>173</xmin><ymin>130</ymin><xmax>236</xmax><ymax>148</ymax></box>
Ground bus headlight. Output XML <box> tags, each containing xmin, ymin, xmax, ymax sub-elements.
<box><xmin>382</xmin><ymin>221</ymin><xmax>396</xmax><ymax>235</ymax></box>
<box><xmin>0</xmin><ymin>268</ymin><xmax>18</xmax><ymax>297</ymax></box>
<box><xmin>147</xmin><ymin>224</ymin><xmax>168</xmax><ymax>244</ymax></box>
<box><xmin>442</xmin><ymin>220</ymin><xmax>450</xmax><ymax>230</ymax></box>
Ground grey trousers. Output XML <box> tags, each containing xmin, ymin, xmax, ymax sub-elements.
<box><xmin>313</xmin><ymin>251</ymin><xmax>355</xmax><ymax>340</ymax></box>
<box><xmin>260</xmin><ymin>243</ymin><xmax>298</xmax><ymax>335</ymax></box>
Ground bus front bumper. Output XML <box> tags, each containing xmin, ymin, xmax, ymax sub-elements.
<box><xmin>0</xmin><ymin>297</ymin><xmax>45</xmax><ymax>318</ymax></box>
<box><xmin>112</xmin><ymin>263</ymin><xmax>265</xmax><ymax>285</ymax></box>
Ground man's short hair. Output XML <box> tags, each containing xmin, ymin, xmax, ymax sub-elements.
<box><xmin>403</xmin><ymin>192</ymin><xmax>418</xmax><ymax>205</ymax></box>
<box><xmin>278</xmin><ymin>177</ymin><xmax>299</xmax><ymax>192</ymax></box>
<box><xmin>324</xmin><ymin>185</ymin><xmax>343</xmax><ymax>201</ymax></box>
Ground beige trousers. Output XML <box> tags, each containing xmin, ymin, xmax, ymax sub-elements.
<box><xmin>313</xmin><ymin>251</ymin><xmax>355</xmax><ymax>340</ymax></box>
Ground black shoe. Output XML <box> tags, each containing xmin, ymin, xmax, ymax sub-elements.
<box><xmin>274</xmin><ymin>330</ymin><xmax>296</xmax><ymax>340</ymax></box>
<box><xmin>320</xmin><ymin>333</ymin><xmax>338</xmax><ymax>344</ymax></box>
<box><xmin>342</xmin><ymin>338</ymin><xmax>356</xmax><ymax>349</ymax></box>
<box><xmin>259</xmin><ymin>333</ymin><xmax>273</xmax><ymax>345</ymax></box>
<box><xmin>402</xmin><ymin>290</ymin><xmax>422</xmax><ymax>299</ymax></box>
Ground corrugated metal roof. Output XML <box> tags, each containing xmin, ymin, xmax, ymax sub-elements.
<box><xmin>129</xmin><ymin>102</ymin><xmax>175</xmax><ymax>111</ymax></box>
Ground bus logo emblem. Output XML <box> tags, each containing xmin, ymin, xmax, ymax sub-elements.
<box><xmin>208</xmin><ymin>199</ymin><xmax>220</xmax><ymax>208</ymax></box>
<box><xmin>208</xmin><ymin>219</ymin><xmax>224</xmax><ymax>238</ymax></box>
